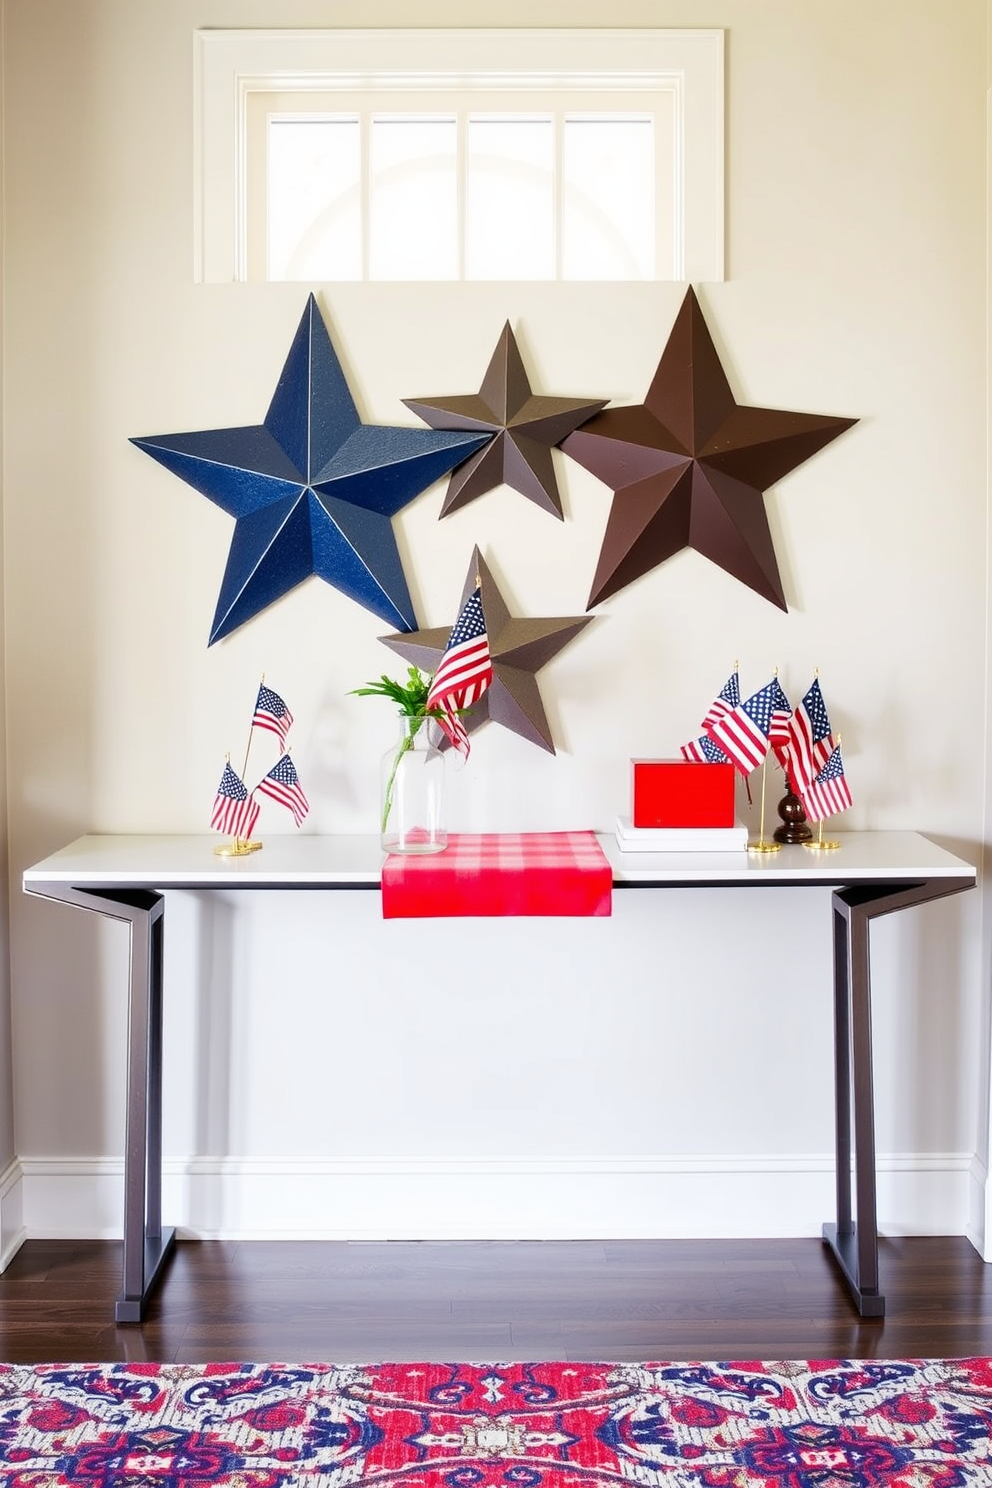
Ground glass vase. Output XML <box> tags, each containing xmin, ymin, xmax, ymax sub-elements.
<box><xmin>380</xmin><ymin>715</ymin><xmax>447</xmax><ymax>854</ymax></box>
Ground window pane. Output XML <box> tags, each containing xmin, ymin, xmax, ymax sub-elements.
<box><xmin>263</xmin><ymin>104</ymin><xmax>665</xmax><ymax>283</ymax></box>
<box><xmin>369</xmin><ymin>117</ymin><xmax>458</xmax><ymax>280</ymax></box>
<box><xmin>562</xmin><ymin>117</ymin><xmax>654</xmax><ymax>280</ymax></box>
<box><xmin>466</xmin><ymin>117</ymin><xmax>554</xmax><ymax>280</ymax></box>
<box><xmin>268</xmin><ymin>118</ymin><xmax>362</xmax><ymax>281</ymax></box>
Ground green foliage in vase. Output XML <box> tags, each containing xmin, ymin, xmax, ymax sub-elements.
<box><xmin>350</xmin><ymin>666</ymin><xmax>440</xmax><ymax>719</ymax></box>
<box><xmin>351</xmin><ymin>667</ymin><xmax>443</xmax><ymax>835</ymax></box>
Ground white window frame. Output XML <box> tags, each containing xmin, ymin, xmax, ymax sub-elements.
<box><xmin>253</xmin><ymin>97</ymin><xmax>669</xmax><ymax>283</ymax></box>
<box><xmin>193</xmin><ymin>28</ymin><xmax>724</xmax><ymax>285</ymax></box>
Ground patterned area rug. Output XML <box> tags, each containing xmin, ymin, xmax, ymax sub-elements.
<box><xmin>0</xmin><ymin>1358</ymin><xmax>990</xmax><ymax>1486</ymax></box>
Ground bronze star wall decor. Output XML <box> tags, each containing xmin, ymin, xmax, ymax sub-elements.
<box><xmin>561</xmin><ymin>287</ymin><xmax>858</xmax><ymax>611</ymax></box>
<box><xmin>403</xmin><ymin>322</ymin><xmax>607</xmax><ymax>520</ymax></box>
<box><xmin>380</xmin><ymin>547</ymin><xmax>591</xmax><ymax>753</ymax></box>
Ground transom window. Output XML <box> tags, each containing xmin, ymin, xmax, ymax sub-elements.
<box><xmin>253</xmin><ymin>96</ymin><xmax>665</xmax><ymax>282</ymax></box>
<box><xmin>195</xmin><ymin>29</ymin><xmax>724</xmax><ymax>284</ymax></box>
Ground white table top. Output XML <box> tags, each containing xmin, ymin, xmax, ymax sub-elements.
<box><xmin>22</xmin><ymin>830</ymin><xmax>977</xmax><ymax>891</ymax></box>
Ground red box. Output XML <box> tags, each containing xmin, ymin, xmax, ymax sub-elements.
<box><xmin>631</xmin><ymin>759</ymin><xmax>735</xmax><ymax>828</ymax></box>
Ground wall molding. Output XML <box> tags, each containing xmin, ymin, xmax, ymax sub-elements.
<box><xmin>971</xmin><ymin>1152</ymin><xmax>989</xmax><ymax>1258</ymax></box>
<box><xmin>19</xmin><ymin>1151</ymin><xmax>978</xmax><ymax>1246</ymax></box>
<box><xmin>0</xmin><ymin>1158</ymin><xmax>25</xmax><ymax>1272</ymax></box>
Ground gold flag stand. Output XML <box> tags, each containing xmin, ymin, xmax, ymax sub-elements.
<box><xmin>748</xmin><ymin>666</ymin><xmax>782</xmax><ymax>854</ymax></box>
<box><xmin>212</xmin><ymin>684</ymin><xmax>267</xmax><ymax>855</ymax></box>
<box><xmin>748</xmin><ymin>754</ymin><xmax>781</xmax><ymax>854</ymax></box>
<box><xmin>803</xmin><ymin>822</ymin><xmax>841</xmax><ymax>853</ymax></box>
<box><xmin>213</xmin><ymin>837</ymin><xmax>263</xmax><ymax>857</ymax></box>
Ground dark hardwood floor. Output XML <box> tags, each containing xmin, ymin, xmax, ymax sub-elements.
<box><xmin>0</xmin><ymin>1236</ymin><xmax>990</xmax><ymax>1365</ymax></box>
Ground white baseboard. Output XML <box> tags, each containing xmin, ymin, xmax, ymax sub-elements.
<box><xmin>971</xmin><ymin>1152</ymin><xmax>990</xmax><ymax>1257</ymax></box>
<box><xmin>0</xmin><ymin>1158</ymin><xmax>26</xmax><ymax>1271</ymax></box>
<box><xmin>17</xmin><ymin>1151</ymin><xmax>981</xmax><ymax>1244</ymax></box>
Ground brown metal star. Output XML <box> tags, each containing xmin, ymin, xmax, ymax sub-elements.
<box><xmin>562</xmin><ymin>287</ymin><xmax>858</xmax><ymax>610</ymax></box>
<box><xmin>403</xmin><ymin>323</ymin><xmax>607</xmax><ymax>520</ymax></box>
<box><xmin>380</xmin><ymin>547</ymin><xmax>591</xmax><ymax>753</ymax></box>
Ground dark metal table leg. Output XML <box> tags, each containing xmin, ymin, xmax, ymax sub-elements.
<box><xmin>831</xmin><ymin>897</ymin><xmax>853</xmax><ymax>1239</ymax></box>
<box><xmin>117</xmin><ymin>891</ymin><xmax>175</xmax><ymax>1323</ymax></box>
<box><xmin>823</xmin><ymin>889</ymin><xmax>883</xmax><ymax>1315</ymax></box>
<box><xmin>25</xmin><ymin>882</ymin><xmax>176</xmax><ymax>1323</ymax></box>
<box><xmin>823</xmin><ymin>876</ymin><xmax>974</xmax><ymax>1317</ymax></box>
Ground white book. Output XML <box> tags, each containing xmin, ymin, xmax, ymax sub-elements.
<box><xmin>615</xmin><ymin>816</ymin><xmax>749</xmax><ymax>852</ymax></box>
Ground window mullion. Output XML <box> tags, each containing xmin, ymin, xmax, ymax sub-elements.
<box><xmin>362</xmin><ymin>107</ymin><xmax>372</xmax><ymax>282</ymax></box>
<box><xmin>257</xmin><ymin>87</ymin><xmax>672</xmax><ymax>283</ymax></box>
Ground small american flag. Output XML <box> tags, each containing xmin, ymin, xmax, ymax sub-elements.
<box><xmin>211</xmin><ymin>762</ymin><xmax>259</xmax><ymax>840</ymax></box>
<box><xmin>706</xmin><ymin>677</ymin><xmax>791</xmax><ymax>775</ymax></box>
<box><xmin>424</xmin><ymin>587</ymin><xmax>493</xmax><ymax>757</ymax></box>
<box><xmin>252</xmin><ymin>684</ymin><xmax>294</xmax><ymax>746</ymax></box>
<box><xmin>256</xmin><ymin>754</ymin><xmax>309</xmax><ymax>827</ymax></box>
<box><xmin>769</xmin><ymin>681</ymin><xmax>793</xmax><ymax>768</ymax></box>
<box><xmin>786</xmin><ymin>678</ymin><xmax>835</xmax><ymax>794</ymax></box>
<box><xmin>680</xmin><ymin>733</ymin><xmax>730</xmax><ymax>764</ymax></box>
<box><xmin>801</xmin><ymin>743</ymin><xmax>852</xmax><ymax>822</ymax></box>
<box><xmin>701</xmin><ymin>669</ymin><xmax>740</xmax><ymax>731</ymax></box>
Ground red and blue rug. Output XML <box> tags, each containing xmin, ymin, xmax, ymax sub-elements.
<box><xmin>0</xmin><ymin>1357</ymin><xmax>989</xmax><ymax>1486</ymax></box>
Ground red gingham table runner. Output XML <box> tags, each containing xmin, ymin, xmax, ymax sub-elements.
<box><xmin>381</xmin><ymin>831</ymin><xmax>612</xmax><ymax>917</ymax></box>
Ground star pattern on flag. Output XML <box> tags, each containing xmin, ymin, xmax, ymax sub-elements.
<box><xmin>252</xmin><ymin>683</ymin><xmax>294</xmax><ymax>746</ymax></box>
<box><xmin>403</xmin><ymin>322</ymin><xmax>607</xmax><ymax>520</ymax></box>
<box><xmin>786</xmin><ymin>677</ymin><xmax>835</xmax><ymax>794</ymax></box>
<box><xmin>424</xmin><ymin>588</ymin><xmax>493</xmax><ymax>756</ymax></box>
<box><xmin>131</xmin><ymin>295</ymin><xmax>490</xmax><ymax>644</ymax></box>
<box><xmin>707</xmin><ymin>676</ymin><xmax>791</xmax><ymax>775</ymax></box>
<box><xmin>211</xmin><ymin>762</ymin><xmax>259</xmax><ymax>841</ymax></box>
<box><xmin>680</xmin><ymin>733</ymin><xmax>730</xmax><ymax>764</ymax></box>
<box><xmin>380</xmin><ymin>547</ymin><xmax>591</xmax><ymax>754</ymax></box>
<box><xmin>802</xmin><ymin>743</ymin><xmax>852</xmax><ymax>822</ymax></box>
<box><xmin>562</xmin><ymin>287</ymin><xmax>858</xmax><ymax>611</ymax></box>
<box><xmin>257</xmin><ymin>753</ymin><xmax>310</xmax><ymax>827</ymax></box>
<box><xmin>702</xmin><ymin>668</ymin><xmax>741</xmax><ymax>731</ymax></box>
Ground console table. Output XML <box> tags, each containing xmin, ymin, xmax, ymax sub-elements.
<box><xmin>22</xmin><ymin>830</ymin><xmax>976</xmax><ymax>1323</ymax></box>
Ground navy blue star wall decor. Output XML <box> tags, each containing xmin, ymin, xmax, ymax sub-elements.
<box><xmin>131</xmin><ymin>296</ymin><xmax>491</xmax><ymax>644</ymax></box>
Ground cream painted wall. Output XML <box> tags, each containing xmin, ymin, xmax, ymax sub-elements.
<box><xmin>0</xmin><ymin>6</ymin><xmax>14</xmax><ymax>1198</ymax></box>
<box><xmin>2</xmin><ymin>1</ymin><xmax>989</xmax><ymax>1244</ymax></box>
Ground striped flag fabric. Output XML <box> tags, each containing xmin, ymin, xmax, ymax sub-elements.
<box><xmin>786</xmin><ymin>678</ymin><xmax>835</xmax><ymax>793</ymax></box>
<box><xmin>252</xmin><ymin>683</ymin><xmax>294</xmax><ymax>745</ymax></box>
<box><xmin>680</xmin><ymin>733</ymin><xmax>731</xmax><ymax>764</ymax></box>
<box><xmin>801</xmin><ymin>743</ymin><xmax>852</xmax><ymax>822</ymax></box>
<box><xmin>769</xmin><ymin>683</ymin><xmax>793</xmax><ymax>768</ymax></box>
<box><xmin>211</xmin><ymin>762</ymin><xmax>260</xmax><ymax>840</ymax></box>
<box><xmin>257</xmin><ymin>754</ymin><xmax>309</xmax><ymax>827</ymax></box>
<box><xmin>706</xmin><ymin>677</ymin><xmax>792</xmax><ymax>775</ymax></box>
<box><xmin>701</xmin><ymin>669</ymin><xmax>740</xmax><ymax>731</ymax></box>
<box><xmin>425</xmin><ymin>586</ymin><xmax>493</xmax><ymax>757</ymax></box>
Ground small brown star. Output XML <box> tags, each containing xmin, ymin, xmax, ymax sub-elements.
<box><xmin>403</xmin><ymin>323</ymin><xmax>607</xmax><ymax>520</ymax></box>
<box><xmin>562</xmin><ymin>287</ymin><xmax>858</xmax><ymax>610</ymax></box>
<box><xmin>380</xmin><ymin>547</ymin><xmax>591</xmax><ymax>753</ymax></box>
